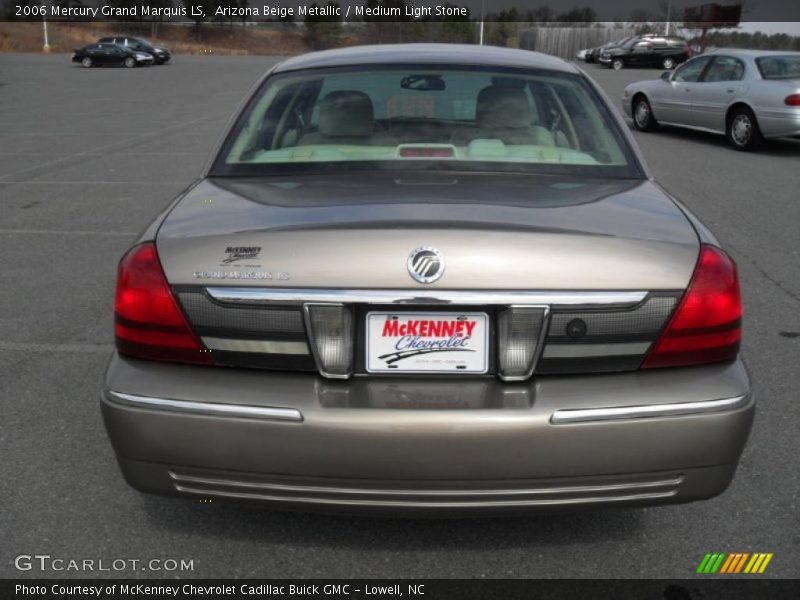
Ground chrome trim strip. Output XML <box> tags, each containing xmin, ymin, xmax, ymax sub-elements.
<box><xmin>169</xmin><ymin>471</ymin><xmax>682</xmax><ymax>497</ymax></box>
<box><xmin>173</xmin><ymin>484</ymin><xmax>677</xmax><ymax>508</ymax></box>
<box><xmin>543</xmin><ymin>342</ymin><xmax>651</xmax><ymax>358</ymax></box>
<box><xmin>201</xmin><ymin>337</ymin><xmax>309</xmax><ymax>355</ymax></box>
<box><xmin>105</xmin><ymin>391</ymin><xmax>303</xmax><ymax>422</ymax></box>
<box><xmin>206</xmin><ymin>287</ymin><xmax>648</xmax><ymax>308</ymax></box>
<box><xmin>550</xmin><ymin>394</ymin><xmax>750</xmax><ymax>424</ymax></box>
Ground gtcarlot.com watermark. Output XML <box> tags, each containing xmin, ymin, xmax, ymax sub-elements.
<box><xmin>14</xmin><ymin>554</ymin><xmax>194</xmax><ymax>573</ymax></box>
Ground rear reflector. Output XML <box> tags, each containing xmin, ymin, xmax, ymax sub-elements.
<box><xmin>115</xmin><ymin>243</ymin><xmax>211</xmax><ymax>365</ymax></box>
<box><xmin>303</xmin><ymin>303</ymin><xmax>354</xmax><ymax>378</ymax></box>
<box><xmin>785</xmin><ymin>94</ymin><xmax>800</xmax><ymax>106</ymax></box>
<box><xmin>497</xmin><ymin>306</ymin><xmax>549</xmax><ymax>380</ymax></box>
<box><xmin>641</xmin><ymin>245</ymin><xmax>741</xmax><ymax>369</ymax></box>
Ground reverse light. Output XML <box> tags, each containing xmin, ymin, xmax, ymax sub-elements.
<box><xmin>642</xmin><ymin>245</ymin><xmax>741</xmax><ymax>369</ymax></box>
<box><xmin>114</xmin><ymin>243</ymin><xmax>211</xmax><ymax>365</ymax></box>
<box><xmin>784</xmin><ymin>94</ymin><xmax>800</xmax><ymax>106</ymax></box>
<box><xmin>303</xmin><ymin>303</ymin><xmax>354</xmax><ymax>378</ymax></box>
<box><xmin>497</xmin><ymin>306</ymin><xmax>549</xmax><ymax>380</ymax></box>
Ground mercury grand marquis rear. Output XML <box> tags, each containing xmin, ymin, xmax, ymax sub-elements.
<box><xmin>101</xmin><ymin>45</ymin><xmax>753</xmax><ymax>515</ymax></box>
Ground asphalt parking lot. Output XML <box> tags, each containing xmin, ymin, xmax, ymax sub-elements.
<box><xmin>1</xmin><ymin>53</ymin><xmax>798</xmax><ymax>579</ymax></box>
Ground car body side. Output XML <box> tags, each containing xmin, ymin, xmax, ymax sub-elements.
<box><xmin>623</xmin><ymin>51</ymin><xmax>800</xmax><ymax>139</ymax></box>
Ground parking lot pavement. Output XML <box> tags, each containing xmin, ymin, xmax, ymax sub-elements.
<box><xmin>1</xmin><ymin>54</ymin><xmax>798</xmax><ymax>579</ymax></box>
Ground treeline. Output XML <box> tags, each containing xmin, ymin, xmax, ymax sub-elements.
<box><xmin>696</xmin><ymin>30</ymin><xmax>800</xmax><ymax>52</ymax></box>
<box><xmin>303</xmin><ymin>1</ymin><xmax>474</xmax><ymax>49</ymax></box>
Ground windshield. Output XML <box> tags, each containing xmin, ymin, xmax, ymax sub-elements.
<box><xmin>756</xmin><ymin>55</ymin><xmax>800</xmax><ymax>80</ymax></box>
<box><xmin>133</xmin><ymin>39</ymin><xmax>155</xmax><ymax>51</ymax></box>
<box><xmin>212</xmin><ymin>66</ymin><xmax>640</xmax><ymax>178</ymax></box>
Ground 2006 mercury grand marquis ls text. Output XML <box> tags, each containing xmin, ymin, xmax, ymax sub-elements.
<box><xmin>101</xmin><ymin>44</ymin><xmax>754</xmax><ymax>515</ymax></box>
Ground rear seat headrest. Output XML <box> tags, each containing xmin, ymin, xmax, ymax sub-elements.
<box><xmin>477</xmin><ymin>86</ymin><xmax>531</xmax><ymax>129</ymax></box>
<box><xmin>318</xmin><ymin>90</ymin><xmax>375</xmax><ymax>137</ymax></box>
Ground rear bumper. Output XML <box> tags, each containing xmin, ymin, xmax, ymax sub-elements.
<box><xmin>102</xmin><ymin>353</ymin><xmax>754</xmax><ymax>515</ymax></box>
<box><xmin>756</xmin><ymin>108</ymin><xmax>800</xmax><ymax>139</ymax></box>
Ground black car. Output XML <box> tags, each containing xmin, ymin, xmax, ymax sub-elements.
<box><xmin>585</xmin><ymin>37</ymin><xmax>634</xmax><ymax>64</ymax></box>
<box><xmin>98</xmin><ymin>36</ymin><xmax>171</xmax><ymax>64</ymax></box>
<box><xmin>599</xmin><ymin>36</ymin><xmax>691</xmax><ymax>70</ymax></box>
<box><xmin>72</xmin><ymin>43</ymin><xmax>155</xmax><ymax>68</ymax></box>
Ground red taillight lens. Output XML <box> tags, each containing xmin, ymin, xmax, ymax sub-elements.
<box><xmin>114</xmin><ymin>242</ymin><xmax>211</xmax><ymax>365</ymax></box>
<box><xmin>785</xmin><ymin>94</ymin><xmax>800</xmax><ymax>107</ymax></box>
<box><xmin>642</xmin><ymin>245</ymin><xmax>741</xmax><ymax>369</ymax></box>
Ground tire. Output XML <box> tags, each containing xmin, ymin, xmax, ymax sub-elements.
<box><xmin>632</xmin><ymin>96</ymin><xmax>658</xmax><ymax>132</ymax></box>
<box><xmin>662</xmin><ymin>57</ymin><xmax>676</xmax><ymax>70</ymax></box>
<box><xmin>124</xmin><ymin>57</ymin><xmax>136</xmax><ymax>68</ymax></box>
<box><xmin>727</xmin><ymin>106</ymin><xmax>763</xmax><ymax>151</ymax></box>
<box><xmin>81</xmin><ymin>57</ymin><xmax>92</xmax><ymax>68</ymax></box>
<box><xmin>612</xmin><ymin>58</ymin><xmax>624</xmax><ymax>70</ymax></box>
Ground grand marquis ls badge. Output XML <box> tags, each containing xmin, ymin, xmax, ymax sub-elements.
<box><xmin>408</xmin><ymin>246</ymin><xmax>444</xmax><ymax>284</ymax></box>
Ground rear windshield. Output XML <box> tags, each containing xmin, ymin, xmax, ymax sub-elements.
<box><xmin>212</xmin><ymin>65</ymin><xmax>640</xmax><ymax>178</ymax></box>
<box><xmin>756</xmin><ymin>55</ymin><xmax>800</xmax><ymax>80</ymax></box>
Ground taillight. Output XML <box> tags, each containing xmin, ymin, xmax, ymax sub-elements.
<box><xmin>641</xmin><ymin>245</ymin><xmax>741</xmax><ymax>369</ymax></box>
<box><xmin>785</xmin><ymin>94</ymin><xmax>800</xmax><ymax>107</ymax></box>
<box><xmin>114</xmin><ymin>242</ymin><xmax>211</xmax><ymax>365</ymax></box>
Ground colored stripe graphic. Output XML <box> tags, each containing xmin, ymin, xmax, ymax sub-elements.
<box><xmin>697</xmin><ymin>553</ymin><xmax>713</xmax><ymax>574</ymax></box>
<box><xmin>719</xmin><ymin>554</ymin><xmax>737</xmax><ymax>574</ymax></box>
<box><xmin>698</xmin><ymin>553</ymin><xmax>726</xmax><ymax>573</ymax></box>
<box><xmin>699</xmin><ymin>552</ymin><xmax>773</xmax><ymax>574</ymax></box>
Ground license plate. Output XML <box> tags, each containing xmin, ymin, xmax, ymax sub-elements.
<box><xmin>366</xmin><ymin>312</ymin><xmax>489</xmax><ymax>374</ymax></box>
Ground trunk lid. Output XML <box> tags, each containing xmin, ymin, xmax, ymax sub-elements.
<box><xmin>157</xmin><ymin>173</ymin><xmax>699</xmax><ymax>291</ymax></box>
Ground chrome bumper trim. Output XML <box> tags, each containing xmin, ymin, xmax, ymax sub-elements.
<box><xmin>104</xmin><ymin>390</ymin><xmax>303</xmax><ymax>422</ymax></box>
<box><xmin>543</xmin><ymin>341</ymin><xmax>651</xmax><ymax>358</ymax></box>
<box><xmin>201</xmin><ymin>337</ymin><xmax>310</xmax><ymax>355</ymax></box>
<box><xmin>550</xmin><ymin>394</ymin><xmax>750</xmax><ymax>424</ymax></box>
<box><xmin>172</xmin><ymin>484</ymin><xmax>678</xmax><ymax>508</ymax></box>
<box><xmin>168</xmin><ymin>471</ymin><xmax>683</xmax><ymax>497</ymax></box>
<box><xmin>206</xmin><ymin>287</ymin><xmax>648</xmax><ymax>308</ymax></box>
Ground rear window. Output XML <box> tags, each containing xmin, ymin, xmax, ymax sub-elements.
<box><xmin>212</xmin><ymin>65</ymin><xmax>640</xmax><ymax>178</ymax></box>
<box><xmin>756</xmin><ymin>55</ymin><xmax>800</xmax><ymax>80</ymax></box>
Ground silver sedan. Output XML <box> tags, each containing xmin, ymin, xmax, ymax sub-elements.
<box><xmin>622</xmin><ymin>49</ymin><xmax>800</xmax><ymax>150</ymax></box>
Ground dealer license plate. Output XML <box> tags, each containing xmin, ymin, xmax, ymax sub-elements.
<box><xmin>366</xmin><ymin>312</ymin><xmax>489</xmax><ymax>374</ymax></box>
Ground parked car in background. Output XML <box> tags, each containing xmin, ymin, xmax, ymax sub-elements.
<box><xmin>98</xmin><ymin>36</ymin><xmax>171</xmax><ymax>64</ymax></box>
<box><xmin>623</xmin><ymin>50</ymin><xmax>800</xmax><ymax>150</ymax></box>
<box><xmin>72</xmin><ymin>43</ymin><xmax>154</xmax><ymax>68</ymax></box>
<box><xmin>600</xmin><ymin>36</ymin><xmax>691</xmax><ymax>70</ymax></box>
<box><xmin>585</xmin><ymin>38</ymin><xmax>634</xmax><ymax>64</ymax></box>
<box><xmin>101</xmin><ymin>44</ymin><xmax>753</xmax><ymax>516</ymax></box>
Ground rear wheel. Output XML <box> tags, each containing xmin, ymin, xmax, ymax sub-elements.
<box><xmin>662</xmin><ymin>57</ymin><xmax>676</xmax><ymax>70</ymax></box>
<box><xmin>612</xmin><ymin>58</ymin><xmax>624</xmax><ymax>70</ymax></box>
<box><xmin>81</xmin><ymin>57</ymin><xmax>92</xmax><ymax>68</ymax></box>
<box><xmin>632</xmin><ymin>96</ymin><xmax>658</xmax><ymax>132</ymax></box>
<box><xmin>124</xmin><ymin>56</ymin><xmax>136</xmax><ymax>68</ymax></box>
<box><xmin>727</xmin><ymin>106</ymin><xmax>763</xmax><ymax>151</ymax></box>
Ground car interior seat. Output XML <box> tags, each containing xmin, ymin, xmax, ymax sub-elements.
<box><xmin>451</xmin><ymin>85</ymin><xmax>556</xmax><ymax>147</ymax></box>
<box><xmin>298</xmin><ymin>90</ymin><xmax>397</xmax><ymax>146</ymax></box>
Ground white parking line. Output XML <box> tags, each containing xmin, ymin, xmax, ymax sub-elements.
<box><xmin>0</xmin><ymin>342</ymin><xmax>113</xmax><ymax>353</ymax></box>
<box><xmin>0</xmin><ymin>112</ymin><xmax>227</xmax><ymax>181</ymax></box>
<box><xmin>0</xmin><ymin>181</ymin><xmax>188</xmax><ymax>185</ymax></box>
<box><xmin>0</xmin><ymin>229</ymin><xmax>137</xmax><ymax>236</ymax></box>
